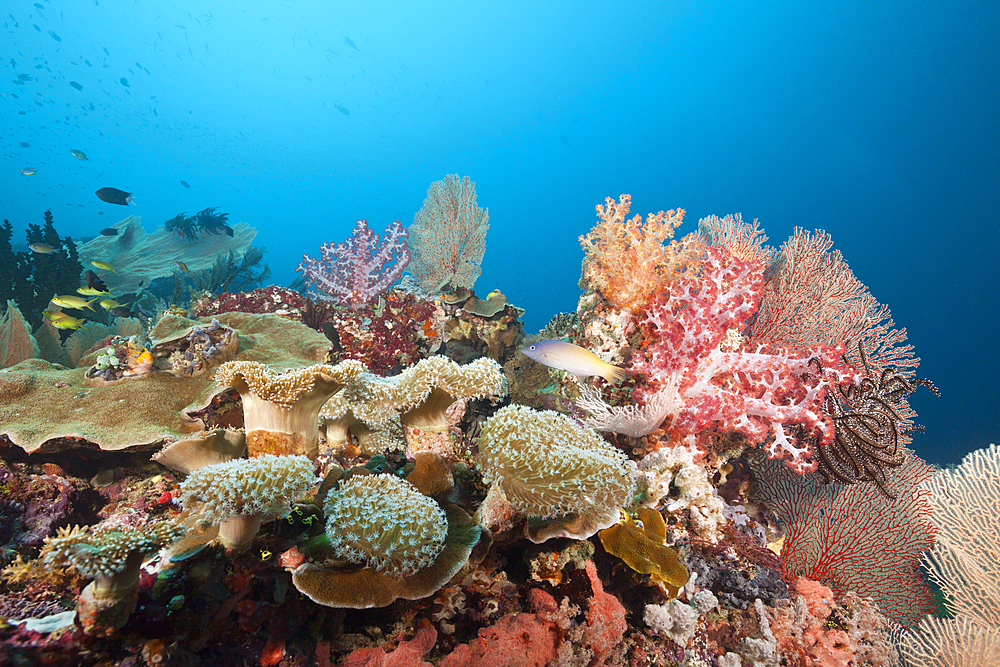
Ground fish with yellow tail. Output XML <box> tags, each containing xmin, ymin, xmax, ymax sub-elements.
<box><xmin>51</xmin><ymin>295</ymin><xmax>98</xmax><ymax>312</ymax></box>
<box><xmin>47</xmin><ymin>312</ymin><xmax>86</xmax><ymax>330</ymax></box>
<box><xmin>520</xmin><ymin>340</ymin><xmax>629</xmax><ymax>383</ymax></box>
<box><xmin>90</xmin><ymin>260</ymin><xmax>119</xmax><ymax>274</ymax></box>
<box><xmin>77</xmin><ymin>287</ymin><xmax>109</xmax><ymax>296</ymax></box>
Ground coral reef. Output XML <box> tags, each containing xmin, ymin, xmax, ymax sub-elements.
<box><xmin>0</xmin><ymin>194</ymin><xmax>949</xmax><ymax>667</ymax></box>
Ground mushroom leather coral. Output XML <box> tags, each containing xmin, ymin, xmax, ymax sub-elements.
<box><xmin>0</xmin><ymin>312</ymin><xmax>333</xmax><ymax>454</ymax></box>
<box><xmin>214</xmin><ymin>359</ymin><xmax>367</xmax><ymax>458</ymax></box>
<box><xmin>476</xmin><ymin>405</ymin><xmax>637</xmax><ymax>527</ymax></box>
<box><xmin>292</xmin><ymin>503</ymin><xmax>480</xmax><ymax>608</ymax></box>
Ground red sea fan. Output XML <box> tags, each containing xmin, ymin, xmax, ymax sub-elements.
<box><xmin>750</xmin><ymin>449</ymin><xmax>937</xmax><ymax>627</ymax></box>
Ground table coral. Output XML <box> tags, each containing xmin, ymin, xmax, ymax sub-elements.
<box><xmin>0</xmin><ymin>312</ymin><xmax>334</xmax><ymax>454</ymax></box>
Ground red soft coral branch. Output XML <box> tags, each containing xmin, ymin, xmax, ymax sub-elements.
<box><xmin>634</xmin><ymin>245</ymin><xmax>860</xmax><ymax>472</ymax></box>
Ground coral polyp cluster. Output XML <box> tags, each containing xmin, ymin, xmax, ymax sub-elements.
<box><xmin>323</xmin><ymin>473</ymin><xmax>448</xmax><ymax>575</ymax></box>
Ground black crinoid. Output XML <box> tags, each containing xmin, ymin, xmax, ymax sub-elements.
<box><xmin>164</xmin><ymin>212</ymin><xmax>198</xmax><ymax>241</ymax></box>
<box><xmin>192</xmin><ymin>206</ymin><xmax>234</xmax><ymax>237</ymax></box>
<box><xmin>803</xmin><ymin>341</ymin><xmax>939</xmax><ymax>500</ymax></box>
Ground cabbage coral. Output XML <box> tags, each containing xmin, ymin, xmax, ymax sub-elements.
<box><xmin>177</xmin><ymin>454</ymin><xmax>318</xmax><ymax>551</ymax></box>
<box><xmin>476</xmin><ymin>405</ymin><xmax>638</xmax><ymax>540</ymax></box>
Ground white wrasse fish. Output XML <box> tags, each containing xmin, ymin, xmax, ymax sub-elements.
<box><xmin>520</xmin><ymin>340</ymin><xmax>628</xmax><ymax>383</ymax></box>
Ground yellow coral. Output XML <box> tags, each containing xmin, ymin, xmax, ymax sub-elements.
<box><xmin>579</xmin><ymin>194</ymin><xmax>703</xmax><ymax>314</ymax></box>
<box><xmin>599</xmin><ymin>508</ymin><xmax>688</xmax><ymax>598</ymax></box>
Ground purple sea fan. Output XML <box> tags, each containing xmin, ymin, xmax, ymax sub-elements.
<box><xmin>296</xmin><ymin>219</ymin><xmax>411</xmax><ymax>309</ymax></box>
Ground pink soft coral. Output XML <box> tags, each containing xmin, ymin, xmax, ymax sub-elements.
<box><xmin>633</xmin><ymin>244</ymin><xmax>859</xmax><ymax>472</ymax></box>
<box><xmin>297</xmin><ymin>218</ymin><xmax>410</xmax><ymax>309</ymax></box>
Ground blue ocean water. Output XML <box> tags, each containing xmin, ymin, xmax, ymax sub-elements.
<box><xmin>2</xmin><ymin>0</ymin><xmax>997</xmax><ymax>468</ymax></box>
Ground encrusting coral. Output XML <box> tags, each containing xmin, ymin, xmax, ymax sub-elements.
<box><xmin>40</xmin><ymin>522</ymin><xmax>184</xmax><ymax>636</ymax></box>
<box><xmin>176</xmin><ymin>454</ymin><xmax>318</xmax><ymax>552</ymax></box>
<box><xmin>599</xmin><ymin>508</ymin><xmax>688</xmax><ymax>598</ymax></box>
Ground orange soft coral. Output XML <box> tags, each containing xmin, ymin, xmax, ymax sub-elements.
<box><xmin>579</xmin><ymin>194</ymin><xmax>702</xmax><ymax>314</ymax></box>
